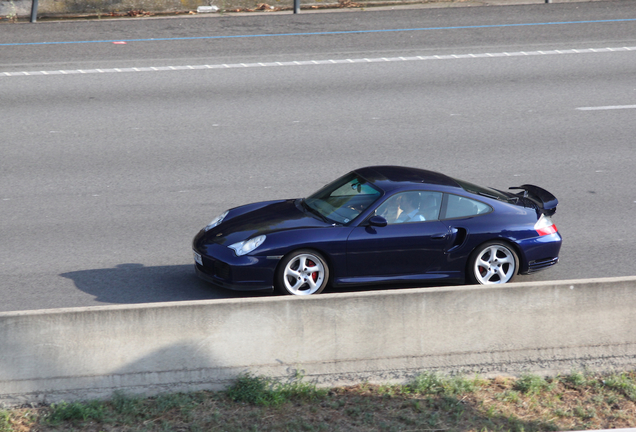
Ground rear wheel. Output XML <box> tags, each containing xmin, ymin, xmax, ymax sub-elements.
<box><xmin>275</xmin><ymin>250</ymin><xmax>329</xmax><ymax>295</ymax></box>
<box><xmin>468</xmin><ymin>241</ymin><xmax>518</xmax><ymax>285</ymax></box>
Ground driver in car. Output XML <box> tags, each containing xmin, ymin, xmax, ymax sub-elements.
<box><xmin>395</xmin><ymin>193</ymin><xmax>425</xmax><ymax>223</ymax></box>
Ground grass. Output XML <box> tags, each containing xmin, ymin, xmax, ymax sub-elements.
<box><xmin>2</xmin><ymin>371</ymin><xmax>636</xmax><ymax>431</ymax></box>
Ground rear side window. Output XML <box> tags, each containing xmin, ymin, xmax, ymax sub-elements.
<box><xmin>443</xmin><ymin>194</ymin><xmax>492</xmax><ymax>219</ymax></box>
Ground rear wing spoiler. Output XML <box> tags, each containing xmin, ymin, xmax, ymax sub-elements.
<box><xmin>509</xmin><ymin>184</ymin><xmax>558</xmax><ymax>215</ymax></box>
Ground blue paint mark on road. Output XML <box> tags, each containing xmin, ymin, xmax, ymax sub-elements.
<box><xmin>1</xmin><ymin>18</ymin><xmax>636</xmax><ymax>47</ymax></box>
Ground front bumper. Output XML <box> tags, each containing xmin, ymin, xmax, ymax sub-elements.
<box><xmin>193</xmin><ymin>242</ymin><xmax>277</xmax><ymax>292</ymax></box>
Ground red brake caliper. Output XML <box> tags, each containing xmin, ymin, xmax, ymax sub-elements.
<box><xmin>479</xmin><ymin>251</ymin><xmax>491</xmax><ymax>276</ymax></box>
<box><xmin>307</xmin><ymin>259</ymin><xmax>318</xmax><ymax>282</ymax></box>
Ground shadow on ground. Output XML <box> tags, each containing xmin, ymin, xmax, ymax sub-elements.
<box><xmin>61</xmin><ymin>263</ymin><xmax>462</xmax><ymax>306</ymax></box>
<box><xmin>60</xmin><ymin>263</ymin><xmax>271</xmax><ymax>305</ymax></box>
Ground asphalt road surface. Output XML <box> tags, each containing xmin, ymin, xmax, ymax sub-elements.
<box><xmin>1</xmin><ymin>0</ymin><xmax>636</xmax><ymax>312</ymax></box>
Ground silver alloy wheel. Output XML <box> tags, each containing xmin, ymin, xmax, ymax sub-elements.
<box><xmin>473</xmin><ymin>244</ymin><xmax>516</xmax><ymax>284</ymax></box>
<box><xmin>282</xmin><ymin>252</ymin><xmax>326</xmax><ymax>295</ymax></box>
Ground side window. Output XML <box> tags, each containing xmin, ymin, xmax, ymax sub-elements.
<box><xmin>375</xmin><ymin>191</ymin><xmax>442</xmax><ymax>225</ymax></box>
<box><xmin>443</xmin><ymin>194</ymin><xmax>492</xmax><ymax>219</ymax></box>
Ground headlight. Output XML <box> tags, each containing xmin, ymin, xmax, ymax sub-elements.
<box><xmin>229</xmin><ymin>235</ymin><xmax>266</xmax><ymax>256</ymax></box>
<box><xmin>204</xmin><ymin>210</ymin><xmax>229</xmax><ymax>232</ymax></box>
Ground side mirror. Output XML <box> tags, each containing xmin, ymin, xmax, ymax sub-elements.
<box><xmin>367</xmin><ymin>216</ymin><xmax>388</xmax><ymax>227</ymax></box>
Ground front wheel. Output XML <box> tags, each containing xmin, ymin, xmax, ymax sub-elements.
<box><xmin>468</xmin><ymin>241</ymin><xmax>518</xmax><ymax>285</ymax></box>
<box><xmin>275</xmin><ymin>250</ymin><xmax>330</xmax><ymax>295</ymax></box>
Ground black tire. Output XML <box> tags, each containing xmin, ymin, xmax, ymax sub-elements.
<box><xmin>275</xmin><ymin>249</ymin><xmax>329</xmax><ymax>295</ymax></box>
<box><xmin>467</xmin><ymin>241</ymin><xmax>518</xmax><ymax>285</ymax></box>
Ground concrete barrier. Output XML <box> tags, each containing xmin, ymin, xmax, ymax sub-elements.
<box><xmin>1</xmin><ymin>276</ymin><xmax>636</xmax><ymax>407</ymax></box>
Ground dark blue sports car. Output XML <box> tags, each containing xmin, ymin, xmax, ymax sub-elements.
<box><xmin>193</xmin><ymin>166</ymin><xmax>561</xmax><ymax>295</ymax></box>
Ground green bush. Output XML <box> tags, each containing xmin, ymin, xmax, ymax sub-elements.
<box><xmin>564</xmin><ymin>371</ymin><xmax>588</xmax><ymax>386</ymax></box>
<box><xmin>408</xmin><ymin>372</ymin><xmax>478</xmax><ymax>396</ymax></box>
<box><xmin>408</xmin><ymin>372</ymin><xmax>446</xmax><ymax>395</ymax></box>
<box><xmin>602</xmin><ymin>372</ymin><xmax>636</xmax><ymax>401</ymax></box>
<box><xmin>0</xmin><ymin>410</ymin><xmax>12</xmax><ymax>432</ymax></box>
<box><xmin>514</xmin><ymin>374</ymin><xmax>553</xmax><ymax>395</ymax></box>
<box><xmin>225</xmin><ymin>372</ymin><xmax>327</xmax><ymax>407</ymax></box>
<box><xmin>45</xmin><ymin>400</ymin><xmax>105</xmax><ymax>424</ymax></box>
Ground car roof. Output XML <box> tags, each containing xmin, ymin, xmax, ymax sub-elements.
<box><xmin>354</xmin><ymin>166</ymin><xmax>462</xmax><ymax>192</ymax></box>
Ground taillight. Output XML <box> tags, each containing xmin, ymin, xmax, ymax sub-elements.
<box><xmin>535</xmin><ymin>214</ymin><xmax>557</xmax><ymax>236</ymax></box>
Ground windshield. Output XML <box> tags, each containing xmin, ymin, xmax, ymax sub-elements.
<box><xmin>304</xmin><ymin>173</ymin><xmax>383</xmax><ymax>225</ymax></box>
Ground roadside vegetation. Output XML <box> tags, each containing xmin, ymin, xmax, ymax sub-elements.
<box><xmin>2</xmin><ymin>371</ymin><xmax>636</xmax><ymax>431</ymax></box>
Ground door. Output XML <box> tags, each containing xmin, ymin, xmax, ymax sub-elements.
<box><xmin>346</xmin><ymin>210</ymin><xmax>451</xmax><ymax>280</ymax></box>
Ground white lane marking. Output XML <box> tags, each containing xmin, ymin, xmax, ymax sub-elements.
<box><xmin>576</xmin><ymin>105</ymin><xmax>636</xmax><ymax>111</ymax></box>
<box><xmin>2</xmin><ymin>46</ymin><xmax>635</xmax><ymax>78</ymax></box>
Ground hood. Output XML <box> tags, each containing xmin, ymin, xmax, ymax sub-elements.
<box><xmin>198</xmin><ymin>199</ymin><xmax>329</xmax><ymax>246</ymax></box>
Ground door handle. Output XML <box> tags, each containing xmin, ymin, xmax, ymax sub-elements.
<box><xmin>431</xmin><ymin>233</ymin><xmax>448</xmax><ymax>240</ymax></box>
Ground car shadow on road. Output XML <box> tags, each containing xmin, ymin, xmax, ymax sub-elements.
<box><xmin>61</xmin><ymin>263</ymin><xmax>459</xmax><ymax>306</ymax></box>
<box><xmin>60</xmin><ymin>263</ymin><xmax>272</xmax><ymax>305</ymax></box>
